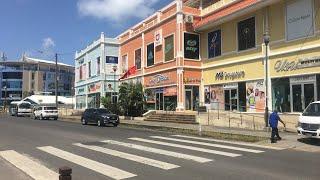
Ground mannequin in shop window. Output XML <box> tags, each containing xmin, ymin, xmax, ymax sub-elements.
<box><xmin>275</xmin><ymin>90</ymin><xmax>283</xmax><ymax>113</ymax></box>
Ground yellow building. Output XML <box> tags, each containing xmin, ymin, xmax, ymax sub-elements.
<box><xmin>194</xmin><ymin>0</ymin><xmax>320</xmax><ymax>113</ymax></box>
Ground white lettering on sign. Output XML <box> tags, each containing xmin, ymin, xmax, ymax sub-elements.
<box><xmin>149</xmin><ymin>74</ymin><xmax>169</xmax><ymax>85</ymax></box>
<box><xmin>274</xmin><ymin>56</ymin><xmax>320</xmax><ymax>72</ymax></box>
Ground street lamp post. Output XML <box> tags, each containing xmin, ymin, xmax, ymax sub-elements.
<box><xmin>112</xmin><ymin>65</ymin><xmax>118</xmax><ymax>104</ymax></box>
<box><xmin>264</xmin><ymin>33</ymin><xmax>270</xmax><ymax>127</ymax></box>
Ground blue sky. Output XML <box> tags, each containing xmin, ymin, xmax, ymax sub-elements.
<box><xmin>0</xmin><ymin>0</ymin><xmax>172</xmax><ymax>65</ymax></box>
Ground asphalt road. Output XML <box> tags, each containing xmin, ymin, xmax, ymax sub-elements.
<box><xmin>0</xmin><ymin>114</ymin><xmax>319</xmax><ymax>180</ymax></box>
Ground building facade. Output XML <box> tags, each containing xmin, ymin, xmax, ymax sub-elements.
<box><xmin>74</xmin><ymin>33</ymin><xmax>120</xmax><ymax>109</ymax></box>
<box><xmin>194</xmin><ymin>0</ymin><xmax>320</xmax><ymax>113</ymax></box>
<box><xmin>0</xmin><ymin>56</ymin><xmax>75</xmax><ymax>106</ymax></box>
<box><xmin>118</xmin><ymin>1</ymin><xmax>202</xmax><ymax>111</ymax></box>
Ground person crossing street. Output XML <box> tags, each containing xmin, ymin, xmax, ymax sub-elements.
<box><xmin>269</xmin><ymin>110</ymin><xmax>286</xmax><ymax>143</ymax></box>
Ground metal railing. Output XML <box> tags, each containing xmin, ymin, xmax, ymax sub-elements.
<box><xmin>165</xmin><ymin>103</ymin><xmax>176</xmax><ymax>115</ymax></box>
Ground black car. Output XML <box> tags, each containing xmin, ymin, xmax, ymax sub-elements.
<box><xmin>81</xmin><ymin>108</ymin><xmax>119</xmax><ymax>127</ymax></box>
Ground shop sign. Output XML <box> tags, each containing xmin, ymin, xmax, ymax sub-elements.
<box><xmin>274</xmin><ymin>56</ymin><xmax>320</xmax><ymax>72</ymax></box>
<box><xmin>149</xmin><ymin>74</ymin><xmax>169</xmax><ymax>85</ymax></box>
<box><xmin>184</xmin><ymin>77</ymin><xmax>201</xmax><ymax>84</ymax></box>
<box><xmin>184</xmin><ymin>33</ymin><xmax>200</xmax><ymax>60</ymax></box>
<box><xmin>286</xmin><ymin>0</ymin><xmax>314</xmax><ymax>40</ymax></box>
<box><xmin>77</xmin><ymin>87</ymin><xmax>85</xmax><ymax>95</ymax></box>
<box><xmin>223</xmin><ymin>83</ymin><xmax>238</xmax><ymax>89</ymax></box>
<box><xmin>163</xmin><ymin>87</ymin><xmax>177</xmax><ymax>96</ymax></box>
<box><xmin>290</xmin><ymin>75</ymin><xmax>316</xmax><ymax>84</ymax></box>
<box><xmin>106</xmin><ymin>56</ymin><xmax>118</xmax><ymax>64</ymax></box>
<box><xmin>154</xmin><ymin>29</ymin><xmax>162</xmax><ymax>47</ymax></box>
<box><xmin>88</xmin><ymin>82</ymin><xmax>101</xmax><ymax>93</ymax></box>
<box><xmin>216</xmin><ymin>71</ymin><xmax>245</xmax><ymax>81</ymax></box>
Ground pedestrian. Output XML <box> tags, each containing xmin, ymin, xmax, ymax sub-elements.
<box><xmin>269</xmin><ymin>110</ymin><xmax>286</xmax><ymax>143</ymax></box>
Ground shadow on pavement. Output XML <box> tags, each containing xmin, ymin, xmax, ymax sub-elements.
<box><xmin>297</xmin><ymin>138</ymin><xmax>320</xmax><ymax>146</ymax></box>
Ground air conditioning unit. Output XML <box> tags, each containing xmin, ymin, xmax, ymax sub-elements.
<box><xmin>185</xmin><ymin>15</ymin><xmax>194</xmax><ymax>23</ymax></box>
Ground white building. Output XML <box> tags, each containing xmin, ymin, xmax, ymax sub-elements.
<box><xmin>74</xmin><ymin>33</ymin><xmax>120</xmax><ymax>109</ymax></box>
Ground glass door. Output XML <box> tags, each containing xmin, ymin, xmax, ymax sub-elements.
<box><xmin>155</xmin><ymin>92</ymin><xmax>164</xmax><ymax>110</ymax></box>
<box><xmin>304</xmin><ymin>83</ymin><xmax>315</xmax><ymax>109</ymax></box>
<box><xmin>292</xmin><ymin>84</ymin><xmax>302</xmax><ymax>112</ymax></box>
<box><xmin>224</xmin><ymin>90</ymin><xmax>230</xmax><ymax>111</ymax></box>
<box><xmin>185</xmin><ymin>90</ymin><xmax>192</xmax><ymax>110</ymax></box>
<box><xmin>230</xmin><ymin>89</ymin><xmax>238</xmax><ymax>111</ymax></box>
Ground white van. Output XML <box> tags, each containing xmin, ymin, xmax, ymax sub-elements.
<box><xmin>297</xmin><ymin>101</ymin><xmax>320</xmax><ymax>138</ymax></box>
<box><xmin>9</xmin><ymin>101</ymin><xmax>33</xmax><ymax>117</ymax></box>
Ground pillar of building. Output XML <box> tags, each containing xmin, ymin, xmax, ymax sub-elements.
<box><xmin>176</xmin><ymin>0</ymin><xmax>185</xmax><ymax>111</ymax></box>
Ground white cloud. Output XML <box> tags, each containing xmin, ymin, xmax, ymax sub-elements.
<box><xmin>42</xmin><ymin>37</ymin><xmax>55</xmax><ymax>49</ymax></box>
<box><xmin>77</xmin><ymin>0</ymin><xmax>160</xmax><ymax>22</ymax></box>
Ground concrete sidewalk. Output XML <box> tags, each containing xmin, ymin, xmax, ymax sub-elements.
<box><xmin>60</xmin><ymin>115</ymin><xmax>320</xmax><ymax>153</ymax></box>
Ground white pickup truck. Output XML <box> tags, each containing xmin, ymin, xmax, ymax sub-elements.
<box><xmin>297</xmin><ymin>101</ymin><xmax>320</xmax><ymax>139</ymax></box>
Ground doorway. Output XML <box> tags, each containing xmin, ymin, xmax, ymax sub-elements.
<box><xmin>155</xmin><ymin>92</ymin><xmax>164</xmax><ymax>110</ymax></box>
<box><xmin>291</xmin><ymin>83</ymin><xmax>316</xmax><ymax>112</ymax></box>
<box><xmin>224</xmin><ymin>89</ymin><xmax>238</xmax><ymax>111</ymax></box>
<box><xmin>185</xmin><ymin>90</ymin><xmax>192</xmax><ymax>110</ymax></box>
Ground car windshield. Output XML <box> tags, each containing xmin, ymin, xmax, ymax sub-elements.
<box><xmin>96</xmin><ymin>109</ymin><xmax>110</xmax><ymax>114</ymax></box>
<box><xmin>19</xmin><ymin>103</ymin><xmax>31</xmax><ymax>109</ymax></box>
<box><xmin>44</xmin><ymin>107</ymin><xmax>57</xmax><ymax>110</ymax></box>
<box><xmin>303</xmin><ymin>103</ymin><xmax>320</xmax><ymax>116</ymax></box>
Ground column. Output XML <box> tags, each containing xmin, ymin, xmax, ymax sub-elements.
<box><xmin>176</xmin><ymin>2</ymin><xmax>184</xmax><ymax>111</ymax></box>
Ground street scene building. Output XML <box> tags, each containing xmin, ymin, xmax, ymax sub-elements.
<box><xmin>0</xmin><ymin>56</ymin><xmax>75</xmax><ymax>106</ymax></box>
<box><xmin>74</xmin><ymin>33</ymin><xmax>120</xmax><ymax>109</ymax></box>
<box><xmin>196</xmin><ymin>0</ymin><xmax>320</xmax><ymax>113</ymax></box>
<box><xmin>118</xmin><ymin>1</ymin><xmax>202</xmax><ymax>111</ymax></box>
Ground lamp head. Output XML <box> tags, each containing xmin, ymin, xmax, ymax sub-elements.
<box><xmin>263</xmin><ymin>33</ymin><xmax>270</xmax><ymax>45</ymax></box>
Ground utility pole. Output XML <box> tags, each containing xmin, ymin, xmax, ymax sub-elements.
<box><xmin>55</xmin><ymin>53</ymin><xmax>58</xmax><ymax>109</ymax></box>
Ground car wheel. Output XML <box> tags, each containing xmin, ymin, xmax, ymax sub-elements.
<box><xmin>81</xmin><ymin>118</ymin><xmax>87</xmax><ymax>125</ymax></box>
<box><xmin>54</xmin><ymin>117</ymin><xmax>58</xmax><ymax>120</ymax></box>
<box><xmin>97</xmin><ymin>120</ymin><xmax>103</xmax><ymax>127</ymax></box>
<box><xmin>113</xmin><ymin>123</ymin><xmax>118</xmax><ymax>127</ymax></box>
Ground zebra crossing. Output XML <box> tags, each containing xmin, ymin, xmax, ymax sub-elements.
<box><xmin>0</xmin><ymin>135</ymin><xmax>283</xmax><ymax>180</ymax></box>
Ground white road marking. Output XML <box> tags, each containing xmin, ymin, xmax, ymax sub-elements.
<box><xmin>172</xmin><ymin>135</ymin><xmax>284</xmax><ymax>150</ymax></box>
<box><xmin>151</xmin><ymin>136</ymin><xmax>264</xmax><ymax>153</ymax></box>
<box><xmin>128</xmin><ymin>138</ymin><xmax>241</xmax><ymax>157</ymax></box>
<box><xmin>74</xmin><ymin>143</ymin><xmax>179</xmax><ymax>170</ymax></box>
<box><xmin>37</xmin><ymin>146</ymin><xmax>136</xmax><ymax>180</ymax></box>
<box><xmin>101</xmin><ymin>140</ymin><xmax>212</xmax><ymax>163</ymax></box>
<box><xmin>0</xmin><ymin>150</ymin><xmax>58</xmax><ymax>180</ymax></box>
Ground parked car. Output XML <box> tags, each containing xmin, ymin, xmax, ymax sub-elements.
<box><xmin>81</xmin><ymin>108</ymin><xmax>119</xmax><ymax>127</ymax></box>
<box><xmin>33</xmin><ymin>106</ymin><xmax>58</xmax><ymax>120</ymax></box>
<box><xmin>297</xmin><ymin>101</ymin><xmax>320</xmax><ymax>138</ymax></box>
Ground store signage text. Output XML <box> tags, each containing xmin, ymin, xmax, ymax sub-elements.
<box><xmin>274</xmin><ymin>57</ymin><xmax>320</xmax><ymax>72</ymax></box>
<box><xmin>184</xmin><ymin>77</ymin><xmax>201</xmax><ymax>84</ymax></box>
<box><xmin>149</xmin><ymin>74</ymin><xmax>169</xmax><ymax>85</ymax></box>
<box><xmin>215</xmin><ymin>71</ymin><xmax>245</xmax><ymax>81</ymax></box>
<box><xmin>77</xmin><ymin>87</ymin><xmax>85</xmax><ymax>94</ymax></box>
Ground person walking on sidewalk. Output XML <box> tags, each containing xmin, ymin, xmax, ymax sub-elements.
<box><xmin>269</xmin><ymin>110</ymin><xmax>286</xmax><ymax>143</ymax></box>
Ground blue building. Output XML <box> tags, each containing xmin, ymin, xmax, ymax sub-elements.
<box><xmin>75</xmin><ymin>32</ymin><xmax>120</xmax><ymax>109</ymax></box>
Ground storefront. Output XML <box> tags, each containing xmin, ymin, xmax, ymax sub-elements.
<box><xmin>75</xmin><ymin>86</ymin><xmax>86</xmax><ymax>109</ymax></box>
<box><xmin>87</xmin><ymin>82</ymin><xmax>101</xmax><ymax>108</ymax></box>
<box><xmin>203</xmin><ymin>60</ymin><xmax>266</xmax><ymax>112</ymax></box>
<box><xmin>144</xmin><ymin>71</ymin><xmax>177</xmax><ymax>111</ymax></box>
<box><xmin>183</xmin><ymin>70</ymin><xmax>201</xmax><ymax>111</ymax></box>
<box><xmin>270</xmin><ymin>55</ymin><xmax>320</xmax><ymax>113</ymax></box>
